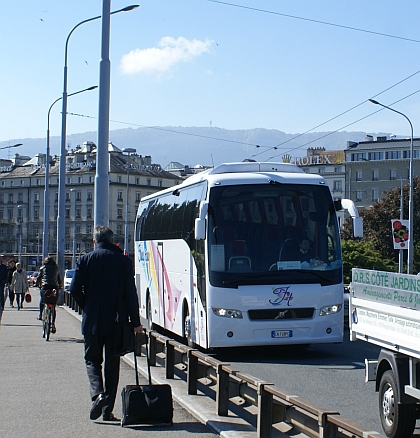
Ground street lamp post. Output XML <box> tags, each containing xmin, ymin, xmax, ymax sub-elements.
<box><xmin>70</xmin><ymin>189</ymin><xmax>77</xmax><ymax>268</ymax></box>
<box><xmin>94</xmin><ymin>3</ymin><xmax>139</xmax><ymax>229</ymax></box>
<box><xmin>361</xmin><ymin>157</ymin><xmax>404</xmax><ymax>272</ymax></box>
<box><xmin>44</xmin><ymin>86</ymin><xmax>97</xmax><ymax>260</ymax></box>
<box><xmin>122</xmin><ymin>148</ymin><xmax>136</xmax><ymax>255</ymax></box>
<box><xmin>368</xmin><ymin>99</ymin><xmax>415</xmax><ymax>274</ymax></box>
<box><xmin>17</xmin><ymin>205</ymin><xmax>23</xmax><ymax>265</ymax></box>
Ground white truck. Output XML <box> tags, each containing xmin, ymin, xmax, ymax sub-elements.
<box><xmin>349</xmin><ymin>268</ymin><xmax>420</xmax><ymax>438</ymax></box>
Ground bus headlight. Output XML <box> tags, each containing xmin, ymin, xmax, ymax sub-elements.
<box><xmin>319</xmin><ymin>304</ymin><xmax>342</xmax><ymax>316</ymax></box>
<box><xmin>212</xmin><ymin>308</ymin><xmax>243</xmax><ymax>318</ymax></box>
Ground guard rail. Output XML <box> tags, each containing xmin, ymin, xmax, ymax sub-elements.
<box><xmin>64</xmin><ymin>292</ymin><xmax>385</xmax><ymax>438</ymax></box>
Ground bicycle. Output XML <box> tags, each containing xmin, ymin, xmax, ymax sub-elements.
<box><xmin>41</xmin><ymin>289</ymin><xmax>57</xmax><ymax>341</ymax></box>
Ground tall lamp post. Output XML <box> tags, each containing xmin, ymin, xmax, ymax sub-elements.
<box><xmin>122</xmin><ymin>148</ymin><xmax>136</xmax><ymax>255</ymax></box>
<box><xmin>70</xmin><ymin>188</ymin><xmax>77</xmax><ymax>268</ymax></box>
<box><xmin>44</xmin><ymin>86</ymin><xmax>97</xmax><ymax>259</ymax></box>
<box><xmin>361</xmin><ymin>157</ymin><xmax>404</xmax><ymax>273</ymax></box>
<box><xmin>368</xmin><ymin>99</ymin><xmax>414</xmax><ymax>274</ymax></box>
<box><xmin>57</xmin><ymin>5</ymin><xmax>139</xmax><ymax>280</ymax></box>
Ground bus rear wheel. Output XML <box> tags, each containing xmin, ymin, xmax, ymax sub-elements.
<box><xmin>183</xmin><ymin>305</ymin><xmax>194</xmax><ymax>347</ymax></box>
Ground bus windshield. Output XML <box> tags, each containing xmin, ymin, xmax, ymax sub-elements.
<box><xmin>207</xmin><ymin>183</ymin><xmax>342</xmax><ymax>288</ymax></box>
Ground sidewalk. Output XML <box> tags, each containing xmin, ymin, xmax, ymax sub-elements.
<box><xmin>0</xmin><ymin>289</ymin><xmax>216</xmax><ymax>438</ymax></box>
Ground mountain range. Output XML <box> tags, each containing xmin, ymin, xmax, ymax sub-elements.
<box><xmin>9</xmin><ymin>127</ymin><xmax>389</xmax><ymax>169</ymax></box>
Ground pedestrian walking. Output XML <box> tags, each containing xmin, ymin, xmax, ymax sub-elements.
<box><xmin>0</xmin><ymin>258</ymin><xmax>8</xmax><ymax>311</ymax></box>
<box><xmin>7</xmin><ymin>260</ymin><xmax>16</xmax><ymax>307</ymax></box>
<box><xmin>10</xmin><ymin>263</ymin><xmax>29</xmax><ymax>310</ymax></box>
<box><xmin>70</xmin><ymin>226</ymin><xmax>142</xmax><ymax>422</ymax></box>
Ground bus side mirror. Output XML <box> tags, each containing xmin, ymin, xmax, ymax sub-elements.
<box><xmin>195</xmin><ymin>201</ymin><xmax>208</xmax><ymax>240</ymax></box>
<box><xmin>195</xmin><ymin>218</ymin><xmax>206</xmax><ymax>240</ymax></box>
<box><xmin>353</xmin><ymin>217</ymin><xmax>363</xmax><ymax>238</ymax></box>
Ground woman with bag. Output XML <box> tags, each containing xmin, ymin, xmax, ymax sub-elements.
<box><xmin>36</xmin><ymin>256</ymin><xmax>62</xmax><ymax>333</ymax></box>
<box><xmin>10</xmin><ymin>263</ymin><xmax>29</xmax><ymax>310</ymax></box>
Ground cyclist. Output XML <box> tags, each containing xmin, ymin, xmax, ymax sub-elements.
<box><xmin>37</xmin><ymin>256</ymin><xmax>62</xmax><ymax>333</ymax></box>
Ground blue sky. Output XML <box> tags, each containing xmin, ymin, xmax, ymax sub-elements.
<box><xmin>0</xmin><ymin>0</ymin><xmax>419</xmax><ymax>158</ymax></box>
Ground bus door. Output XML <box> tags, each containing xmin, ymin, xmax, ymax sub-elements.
<box><xmin>156</xmin><ymin>241</ymin><xmax>168</xmax><ymax>330</ymax></box>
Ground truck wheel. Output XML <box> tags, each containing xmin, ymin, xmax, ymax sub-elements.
<box><xmin>379</xmin><ymin>370</ymin><xmax>416</xmax><ymax>438</ymax></box>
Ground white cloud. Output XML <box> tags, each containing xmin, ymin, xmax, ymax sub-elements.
<box><xmin>120</xmin><ymin>36</ymin><xmax>214</xmax><ymax>75</ymax></box>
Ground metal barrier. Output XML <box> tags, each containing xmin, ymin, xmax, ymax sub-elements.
<box><xmin>63</xmin><ymin>293</ymin><xmax>385</xmax><ymax>438</ymax></box>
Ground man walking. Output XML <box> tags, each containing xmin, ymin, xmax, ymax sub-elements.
<box><xmin>70</xmin><ymin>226</ymin><xmax>142</xmax><ymax>421</ymax></box>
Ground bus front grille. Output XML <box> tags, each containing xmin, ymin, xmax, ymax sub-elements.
<box><xmin>248</xmin><ymin>308</ymin><xmax>314</xmax><ymax>320</ymax></box>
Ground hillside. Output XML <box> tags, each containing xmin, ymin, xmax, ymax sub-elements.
<box><xmin>10</xmin><ymin>127</ymin><xmax>388</xmax><ymax>168</ymax></box>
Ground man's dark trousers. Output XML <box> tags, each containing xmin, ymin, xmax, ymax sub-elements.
<box><xmin>84</xmin><ymin>334</ymin><xmax>120</xmax><ymax>416</ymax></box>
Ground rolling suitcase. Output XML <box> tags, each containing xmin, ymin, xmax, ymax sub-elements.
<box><xmin>121</xmin><ymin>332</ymin><xmax>173</xmax><ymax>427</ymax></box>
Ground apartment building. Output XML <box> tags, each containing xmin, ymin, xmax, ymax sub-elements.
<box><xmin>0</xmin><ymin>141</ymin><xmax>182</xmax><ymax>269</ymax></box>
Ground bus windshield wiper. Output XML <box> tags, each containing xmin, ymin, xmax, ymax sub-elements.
<box><xmin>223</xmin><ymin>271</ymin><xmax>289</xmax><ymax>286</ymax></box>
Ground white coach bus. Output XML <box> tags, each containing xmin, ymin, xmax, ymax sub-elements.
<box><xmin>134</xmin><ymin>162</ymin><xmax>362</xmax><ymax>349</ymax></box>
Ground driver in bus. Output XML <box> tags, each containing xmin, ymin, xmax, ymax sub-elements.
<box><xmin>292</xmin><ymin>237</ymin><xmax>316</xmax><ymax>263</ymax></box>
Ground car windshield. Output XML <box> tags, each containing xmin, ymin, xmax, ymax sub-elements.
<box><xmin>65</xmin><ymin>270</ymin><xmax>75</xmax><ymax>278</ymax></box>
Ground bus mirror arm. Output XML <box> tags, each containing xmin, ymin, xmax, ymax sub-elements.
<box><xmin>195</xmin><ymin>201</ymin><xmax>209</xmax><ymax>240</ymax></box>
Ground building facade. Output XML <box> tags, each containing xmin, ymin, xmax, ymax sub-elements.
<box><xmin>0</xmin><ymin>142</ymin><xmax>182</xmax><ymax>270</ymax></box>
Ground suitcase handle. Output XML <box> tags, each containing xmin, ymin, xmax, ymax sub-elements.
<box><xmin>133</xmin><ymin>330</ymin><xmax>152</xmax><ymax>386</ymax></box>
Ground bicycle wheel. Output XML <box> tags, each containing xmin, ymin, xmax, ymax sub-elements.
<box><xmin>46</xmin><ymin>306</ymin><xmax>52</xmax><ymax>341</ymax></box>
<box><xmin>42</xmin><ymin>306</ymin><xmax>47</xmax><ymax>338</ymax></box>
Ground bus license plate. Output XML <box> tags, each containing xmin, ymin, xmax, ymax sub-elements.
<box><xmin>271</xmin><ymin>330</ymin><xmax>292</xmax><ymax>338</ymax></box>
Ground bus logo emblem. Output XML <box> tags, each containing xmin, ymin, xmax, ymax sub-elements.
<box><xmin>269</xmin><ymin>287</ymin><xmax>293</xmax><ymax>306</ymax></box>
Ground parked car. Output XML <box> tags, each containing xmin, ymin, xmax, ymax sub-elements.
<box><xmin>64</xmin><ymin>269</ymin><xmax>75</xmax><ymax>292</ymax></box>
<box><xmin>29</xmin><ymin>271</ymin><xmax>40</xmax><ymax>286</ymax></box>
<box><xmin>26</xmin><ymin>271</ymin><xmax>34</xmax><ymax>282</ymax></box>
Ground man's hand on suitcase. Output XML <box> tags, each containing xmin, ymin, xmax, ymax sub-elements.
<box><xmin>133</xmin><ymin>325</ymin><xmax>143</xmax><ymax>334</ymax></box>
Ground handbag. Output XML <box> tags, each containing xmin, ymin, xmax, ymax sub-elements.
<box><xmin>25</xmin><ymin>293</ymin><xmax>32</xmax><ymax>303</ymax></box>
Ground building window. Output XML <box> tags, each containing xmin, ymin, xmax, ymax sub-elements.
<box><xmin>34</xmin><ymin>207</ymin><xmax>39</xmax><ymax>219</ymax></box>
<box><xmin>117</xmin><ymin>191</ymin><xmax>123</xmax><ymax>201</ymax></box>
<box><xmin>334</xmin><ymin>167</ymin><xmax>341</xmax><ymax>173</ymax></box>
<box><xmin>390</xmin><ymin>169</ymin><xmax>397</xmax><ymax>180</ymax></box>
<box><xmin>117</xmin><ymin>224</ymin><xmax>123</xmax><ymax>235</ymax></box>
<box><xmin>136</xmin><ymin>178</ymin><xmax>140</xmax><ymax>185</ymax></box>
<box><xmin>8</xmin><ymin>209</ymin><xmax>13</xmax><ymax>220</ymax></box>
<box><xmin>65</xmin><ymin>208</ymin><xmax>70</xmax><ymax>218</ymax></box>
<box><xmin>0</xmin><ymin>210</ymin><xmax>3</xmax><ymax>219</ymax></box>
<box><xmin>356</xmin><ymin>170</ymin><xmax>362</xmax><ymax>182</ymax></box>
<box><xmin>67</xmin><ymin>177</ymin><xmax>71</xmax><ymax>184</ymax></box>
<box><xmin>368</xmin><ymin>152</ymin><xmax>384</xmax><ymax>160</ymax></box>
<box><xmin>136</xmin><ymin>192</ymin><xmax>141</xmax><ymax>201</ymax></box>
<box><xmin>66</xmin><ymin>192</ymin><xmax>70</xmax><ymax>201</ymax></box>
<box><xmin>76</xmin><ymin>191</ymin><xmax>81</xmax><ymax>201</ymax></box>
<box><xmin>76</xmin><ymin>208</ymin><xmax>81</xmax><ymax>218</ymax></box>
<box><xmin>372</xmin><ymin>190</ymin><xmax>379</xmax><ymax>202</ymax></box>
<box><xmin>36</xmin><ymin>178</ymin><xmax>41</xmax><ymax>185</ymax></box>
<box><xmin>21</xmin><ymin>180</ymin><xmax>24</xmax><ymax>186</ymax></box>
<box><xmin>117</xmin><ymin>176</ymin><xmax>122</xmax><ymax>183</ymax></box>
<box><xmin>89</xmin><ymin>176</ymin><xmax>94</xmax><ymax>183</ymax></box>
<box><xmin>54</xmin><ymin>209</ymin><xmax>58</xmax><ymax>219</ymax></box>
<box><xmin>87</xmin><ymin>191</ymin><xmax>92</xmax><ymax>201</ymax></box>
<box><xmin>147</xmin><ymin>179</ymin><xmax>151</xmax><ymax>186</ymax></box>
<box><xmin>18</xmin><ymin>193</ymin><xmax>23</xmax><ymax>202</ymax></box>
<box><xmin>78</xmin><ymin>176</ymin><xmax>82</xmax><ymax>183</ymax></box>
<box><xmin>8</xmin><ymin>194</ymin><xmax>13</xmax><ymax>203</ymax></box>
<box><xmin>372</xmin><ymin>170</ymin><xmax>379</xmax><ymax>181</ymax></box>
<box><xmin>34</xmin><ymin>192</ymin><xmax>40</xmax><ymax>202</ymax></box>
<box><xmin>356</xmin><ymin>191</ymin><xmax>363</xmax><ymax>202</ymax></box>
<box><xmin>10</xmin><ymin>180</ymin><xmax>13</xmax><ymax>186</ymax></box>
<box><xmin>117</xmin><ymin>208</ymin><xmax>123</xmax><ymax>219</ymax></box>
<box><xmin>333</xmin><ymin>181</ymin><xmax>342</xmax><ymax>191</ymax></box>
<box><xmin>86</xmin><ymin>224</ymin><xmax>92</xmax><ymax>235</ymax></box>
<box><xmin>76</xmin><ymin>225</ymin><xmax>81</xmax><ymax>234</ymax></box>
<box><xmin>385</xmin><ymin>151</ymin><xmax>401</xmax><ymax>159</ymax></box>
<box><xmin>87</xmin><ymin>208</ymin><xmax>92</xmax><ymax>219</ymax></box>
<box><xmin>352</xmin><ymin>153</ymin><xmax>366</xmax><ymax>161</ymax></box>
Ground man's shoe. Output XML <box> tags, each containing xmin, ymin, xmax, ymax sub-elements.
<box><xmin>52</xmin><ymin>325</ymin><xmax>56</xmax><ymax>334</ymax></box>
<box><xmin>90</xmin><ymin>394</ymin><xmax>107</xmax><ymax>420</ymax></box>
<box><xmin>102</xmin><ymin>413</ymin><xmax>119</xmax><ymax>422</ymax></box>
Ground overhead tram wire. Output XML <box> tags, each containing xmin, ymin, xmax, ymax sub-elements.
<box><xmin>264</xmin><ymin>89</ymin><xmax>420</xmax><ymax>162</ymax></box>
<box><xmin>66</xmin><ymin>73</ymin><xmax>420</xmax><ymax>161</ymax></box>
<box><xmin>205</xmin><ymin>0</ymin><xmax>420</xmax><ymax>44</ymax></box>
<box><xmin>250</xmin><ymin>70</ymin><xmax>420</xmax><ymax>160</ymax></box>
